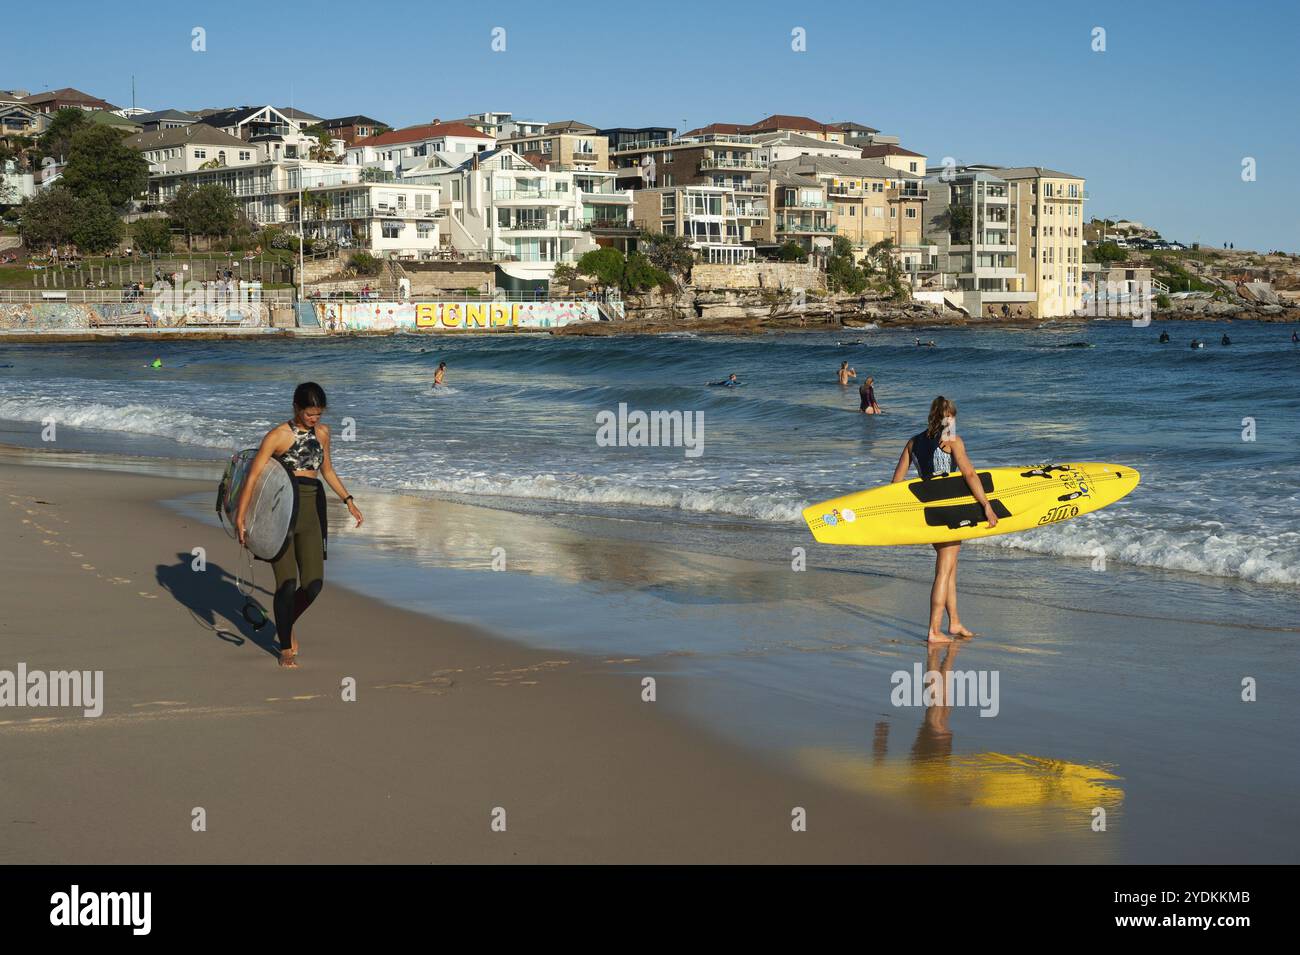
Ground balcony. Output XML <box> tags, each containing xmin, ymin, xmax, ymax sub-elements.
<box><xmin>493</xmin><ymin>189</ymin><xmax>571</xmax><ymax>203</ymax></box>
<box><xmin>887</xmin><ymin>187</ymin><xmax>929</xmax><ymax>201</ymax></box>
<box><xmin>699</xmin><ymin>157</ymin><xmax>764</xmax><ymax>171</ymax></box>
<box><xmin>777</xmin><ymin>221</ymin><xmax>835</xmax><ymax>235</ymax></box>
<box><xmin>779</xmin><ymin>198</ymin><xmax>831</xmax><ymax>210</ymax></box>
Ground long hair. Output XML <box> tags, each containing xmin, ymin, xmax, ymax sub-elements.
<box><xmin>927</xmin><ymin>395</ymin><xmax>957</xmax><ymax>439</ymax></box>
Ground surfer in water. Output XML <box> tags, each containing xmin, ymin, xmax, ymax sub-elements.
<box><xmin>710</xmin><ymin>374</ymin><xmax>740</xmax><ymax>388</ymax></box>
<box><xmin>1159</xmin><ymin>331</ymin><xmax>1170</xmax><ymax>343</ymax></box>
<box><xmin>892</xmin><ymin>396</ymin><xmax>997</xmax><ymax>644</ymax></box>
<box><xmin>837</xmin><ymin>361</ymin><xmax>857</xmax><ymax>385</ymax></box>
<box><xmin>235</xmin><ymin>382</ymin><xmax>364</xmax><ymax>668</ymax></box>
<box><xmin>432</xmin><ymin>361</ymin><xmax>447</xmax><ymax>388</ymax></box>
<box><xmin>859</xmin><ymin>376</ymin><xmax>883</xmax><ymax>414</ymax></box>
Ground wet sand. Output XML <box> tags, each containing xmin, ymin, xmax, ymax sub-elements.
<box><xmin>0</xmin><ymin>456</ymin><xmax>1033</xmax><ymax>863</ymax></box>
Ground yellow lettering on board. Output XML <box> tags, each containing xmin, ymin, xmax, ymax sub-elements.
<box><xmin>488</xmin><ymin>303</ymin><xmax>509</xmax><ymax>326</ymax></box>
<box><xmin>441</xmin><ymin>303</ymin><xmax>461</xmax><ymax>328</ymax></box>
<box><xmin>415</xmin><ymin>303</ymin><xmax>437</xmax><ymax>327</ymax></box>
<box><xmin>465</xmin><ymin>302</ymin><xmax>488</xmax><ymax>328</ymax></box>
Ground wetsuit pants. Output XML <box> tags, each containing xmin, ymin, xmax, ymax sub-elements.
<box><xmin>270</xmin><ymin>479</ymin><xmax>325</xmax><ymax>651</ymax></box>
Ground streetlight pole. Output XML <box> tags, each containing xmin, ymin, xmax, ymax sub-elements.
<box><xmin>297</xmin><ymin>159</ymin><xmax>305</xmax><ymax>306</ymax></box>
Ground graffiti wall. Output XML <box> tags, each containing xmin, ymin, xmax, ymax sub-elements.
<box><xmin>312</xmin><ymin>300</ymin><xmax>614</xmax><ymax>333</ymax></box>
<box><xmin>0</xmin><ymin>304</ymin><xmax>92</xmax><ymax>330</ymax></box>
<box><xmin>0</xmin><ymin>303</ymin><xmax>270</xmax><ymax>331</ymax></box>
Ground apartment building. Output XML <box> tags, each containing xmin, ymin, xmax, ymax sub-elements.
<box><xmin>572</xmin><ymin>168</ymin><xmax>637</xmax><ymax>254</ymax></box>
<box><xmin>983</xmin><ymin>166</ymin><xmax>1088</xmax><ymax>316</ymax></box>
<box><xmin>752</xmin><ymin>131</ymin><xmax>863</xmax><ymax>165</ymax></box>
<box><xmin>346</xmin><ymin>122</ymin><xmax>495</xmax><ymax>176</ymax></box>
<box><xmin>126</xmin><ymin>125</ymin><xmax>261</xmax><ymax>174</ymax></box>
<box><xmin>922</xmin><ymin>167</ymin><xmax>1035</xmax><ymax>317</ymax></box>
<box><xmin>763</xmin><ymin>169</ymin><xmax>835</xmax><ymax>252</ymax></box>
<box><xmin>772</xmin><ymin>155</ymin><xmax>931</xmax><ymax>268</ymax></box>
<box><xmin>141</xmin><ymin>159</ymin><xmax>442</xmax><ymax>257</ymax></box>
<box><xmin>860</xmin><ymin>143</ymin><xmax>927</xmax><ymax>176</ymax></box>
<box><xmin>632</xmin><ymin>185</ymin><xmax>753</xmax><ymax>262</ymax></box>
<box><xmin>499</xmin><ymin>125</ymin><xmax>608</xmax><ymax>172</ymax></box>
<box><xmin>598</xmin><ymin>126</ymin><xmax>675</xmax><ymax>152</ymax></box>
<box><xmin>319</xmin><ymin>115</ymin><xmax>388</xmax><ymax>147</ymax></box>
<box><xmin>404</xmin><ymin>147</ymin><xmax>601</xmax><ymax>285</ymax></box>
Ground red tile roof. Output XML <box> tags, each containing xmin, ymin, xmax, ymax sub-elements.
<box><xmin>739</xmin><ymin>114</ymin><xmax>833</xmax><ymax>134</ymax></box>
<box><xmin>683</xmin><ymin>122</ymin><xmax>744</xmax><ymax>137</ymax></box>
<box><xmin>355</xmin><ymin>121</ymin><xmax>492</xmax><ymax>147</ymax></box>
<box><xmin>860</xmin><ymin>144</ymin><xmax>926</xmax><ymax>159</ymax></box>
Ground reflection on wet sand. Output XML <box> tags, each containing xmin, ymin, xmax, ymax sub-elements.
<box><xmin>798</xmin><ymin>643</ymin><xmax>1123</xmax><ymax>854</ymax></box>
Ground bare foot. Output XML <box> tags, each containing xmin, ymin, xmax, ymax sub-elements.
<box><xmin>278</xmin><ymin>649</ymin><xmax>298</xmax><ymax>668</ymax></box>
<box><xmin>947</xmin><ymin>625</ymin><xmax>977</xmax><ymax>638</ymax></box>
<box><xmin>927</xmin><ymin>630</ymin><xmax>954</xmax><ymax>644</ymax></box>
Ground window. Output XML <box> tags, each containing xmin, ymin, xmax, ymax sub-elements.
<box><xmin>194</xmin><ymin>149</ymin><xmax>206</xmax><ymax>159</ymax></box>
<box><xmin>890</xmin><ymin>207</ymin><xmax>896</xmax><ymax>218</ymax></box>
<box><xmin>239</xmin><ymin>151</ymin><xmax>251</xmax><ymax>161</ymax></box>
<box><xmin>849</xmin><ymin>206</ymin><xmax>855</xmax><ymax>217</ymax></box>
<box><xmin>417</xmin><ymin>221</ymin><xmax>435</xmax><ymax>238</ymax></box>
<box><xmin>909</xmin><ymin>162</ymin><xmax>917</xmax><ymax>172</ymax></box>
<box><xmin>382</xmin><ymin>222</ymin><xmax>401</xmax><ymax>238</ymax></box>
<box><xmin>661</xmin><ymin>194</ymin><xmax>675</xmax><ymax>215</ymax></box>
<box><xmin>905</xmin><ymin>208</ymin><xmax>917</xmax><ymax>219</ymax></box>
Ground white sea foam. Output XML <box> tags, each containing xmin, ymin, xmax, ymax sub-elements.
<box><xmin>0</xmin><ymin>396</ymin><xmax>238</xmax><ymax>449</ymax></box>
<box><xmin>393</xmin><ymin>471</ymin><xmax>807</xmax><ymax>523</ymax></box>
<box><xmin>983</xmin><ymin>517</ymin><xmax>1300</xmax><ymax>585</ymax></box>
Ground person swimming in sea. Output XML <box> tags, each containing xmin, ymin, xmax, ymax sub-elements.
<box><xmin>837</xmin><ymin>361</ymin><xmax>857</xmax><ymax>385</ymax></box>
<box><xmin>1159</xmin><ymin>331</ymin><xmax>1170</xmax><ymax>343</ymax></box>
<box><xmin>891</xmin><ymin>396</ymin><xmax>996</xmax><ymax>643</ymax></box>
<box><xmin>859</xmin><ymin>376</ymin><xmax>883</xmax><ymax>414</ymax></box>
<box><xmin>1221</xmin><ymin>334</ymin><xmax>1231</xmax><ymax>346</ymax></box>
<box><xmin>1292</xmin><ymin>330</ymin><xmax>1298</xmax><ymax>344</ymax></box>
<box><xmin>1190</xmin><ymin>338</ymin><xmax>1203</xmax><ymax>349</ymax></box>
<box><xmin>914</xmin><ymin>338</ymin><xmax>936</xmax><ymax>347</ymax></box>
<box><xmin>432</xmin><ymin>361</ymin><xmax>447</xmax><ymax>388</ymax></box>
<box><xmin>710</xmin><ymin>374</ymin><xmax>740</xmax><ymax>388</ymax></box>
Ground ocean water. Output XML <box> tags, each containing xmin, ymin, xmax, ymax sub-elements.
<box><xmin>3</xmin><ymin>319</ymin><xmax>1298</xmax><ymax>860</ymax></box>
<box><xmin>2</xmin><ymin>320</ymin><xmax>1297</xmax><ymax>594</ymax></box>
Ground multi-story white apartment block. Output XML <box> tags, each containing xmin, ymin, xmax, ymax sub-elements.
<box><xmin>141</xmin><ymin>159</ymin><xmax>442</xmax><ymax>257</ymax></box>
<box><xmin>403</xmin><ymin>147</ymin><xmax>603</xmax><ymax>285</ymax></box>
<box><xmin>345</xmin><ymin>121</ymin><xmax>495</xmax><ymax>177</ymax></box>
<box><xmin>751</xmin><ymin>131</ymin><xmax>863</xmax><ymax>165</ymax></box>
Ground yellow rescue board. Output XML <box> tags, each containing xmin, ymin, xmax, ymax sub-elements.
<box><xmin>803</xmin><ymin>463</ymin><xmax>1139</xmax><ymax>546</ymax></box>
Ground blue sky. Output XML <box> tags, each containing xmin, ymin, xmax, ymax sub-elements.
<box><xmin>8</xmin><ymin>0</ymin><xmax>1299</xmax><ymax>251</ymax></box>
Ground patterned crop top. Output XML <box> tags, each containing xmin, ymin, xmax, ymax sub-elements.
<box><xmin>280</xmin><ymin>422</ymin><xmax>323</xmax><ymax>472</ymax></box>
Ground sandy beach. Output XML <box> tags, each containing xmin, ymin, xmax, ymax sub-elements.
<box><xmin>0</xmin><ymin>454</ymin><xmax>1051</xmax><ymax>864</ymax></box>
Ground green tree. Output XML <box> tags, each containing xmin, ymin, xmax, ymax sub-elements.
<box><xmin>167</xmin><ymin>183</ymin><xmax>239</xmax><ymax>243</ymax></box>
<box><xmin>133</xmin><ymin>217</ymin><xmax>174</xmax><ymax>254</ymax></box>
<box><xmin>17</xmin><ymin>186</ymin><xmax>81</xmax><ymax>248</ymax></box>
<box><xmin>1086</xmin><ymin>241</ymin><xmax>1126</xmax><ymax>266</ymax></box>
<box><xmin>638</xmin><ymin>231</ymin><xmax>694</xmax><ymax>279</ymax></box>
<box><xmin>861</xmin><ymin>238</ymin><xmax>908</xmax><ymax>301</ymax></box>
<box><xmin>71</xmin><ymin>193</ymin><xmax>124</xmax><ymax>253</ymax></box>
<box><xmin>825</xmin><ymin>236</ymin><xmax>867</xmax><ymax>294</ymax></box>
<box><xmin>576</xmin><ymin>247</ymin><xmax>627</xmax><ymax>287</ymax></box>
<box><xmin>777</xmin><ymin>240</ymin><xmax>807</xmax><ymax>262</ymax></box>
<box><xmin>623</xmin><ymin>251</ymin><xmax>671</xmax><ymax>293</ymax></box>
<box><xmin>60</xmin><ymin>125</ymin><xmax>149</xmax><ymax>209</ymax></box>
<box><xmin>38</xmin><ymin>108</ymin><xmax>92</xmax><ymax>162</ymax></box>
<box><xmin>302</xmin><ymin>125</ymin><xmax>336</xmax><ymax>162</ymax></box>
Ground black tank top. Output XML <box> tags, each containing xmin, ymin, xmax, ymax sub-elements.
<box><xmin>910</xmin><ymin>429</ymin><xmax>954</xmax><ymax>478</ymax></box>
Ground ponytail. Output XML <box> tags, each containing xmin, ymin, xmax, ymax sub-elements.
<box><xmin>927</xmin><ymin>395</ymin><xmax>957</xmax><ymax>439</ymax></box>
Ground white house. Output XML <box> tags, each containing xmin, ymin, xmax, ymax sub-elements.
<box><xmin>345</xmin><ymin>122</ymin><xmax>495</xmax><ymax>177</ymax></box>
